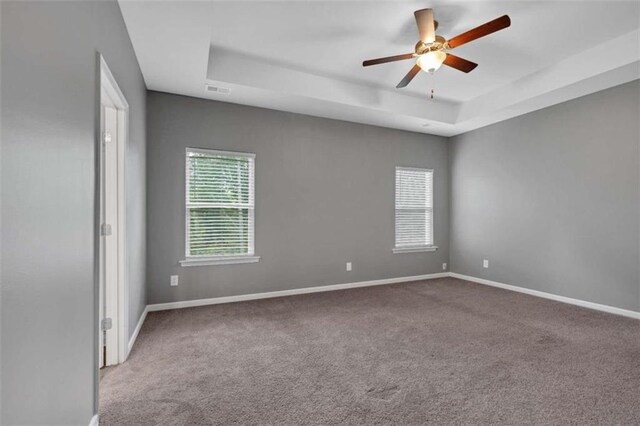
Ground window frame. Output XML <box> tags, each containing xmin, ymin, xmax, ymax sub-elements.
<box><xmin>180</xmin><ymin>147</ymin><xmax>260</xmax><ymax>267</ymax></box>
<box><xmin>393</xmin><ymin>166</ymin><xmax>438</xmax><ymax>254</ymax></box>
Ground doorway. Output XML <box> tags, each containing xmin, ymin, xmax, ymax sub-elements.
<box><xmin>99</xmin><ymin>55</ymin><xmax>129</xmax><ymax>369</ymax></box>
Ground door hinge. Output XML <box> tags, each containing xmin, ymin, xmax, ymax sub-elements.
<box><xmin>101</xmin><ymin>317</ymin><xmax>113</xmax><ymax>331</ymax></box>
<box><xmin>102</xmin><ymin>131</ymin><xmax>112</xmax><ymax>144</ymax></box>
<box><xmin>101</xmin><ymin>223</ymin><xmax>112</xmax><ymax>236</ymax></box>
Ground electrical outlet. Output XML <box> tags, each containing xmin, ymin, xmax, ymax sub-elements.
<box><xmin>170</xmin><ymin>275</ymin><xmax>179</xmax><ymax>286</ymax></box>
<box><xmin>442</xmin><ymin>262</ymin><xmax>447</xmax><ymax>271</ymax></box>
<box><xmin>483</xmin><ymin>259</ymin><xmax>489</xmax><ymax>268</ymax></box>
<box><xmin>346</xmin><ymin>262</ymin><xmax>352</xmax><ymax>272</ymax></box>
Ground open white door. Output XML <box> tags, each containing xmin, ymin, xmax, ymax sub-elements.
<box><xmin>100</xmin><ymin>105</ymin><xmax>120</xmax><ymax>367</ymax></box>
<box><xmin>99</xmin><ymin>105</ymin><xmax>105</xmax><ymax>369</ymax></box>
<box><xmin>99</xmin><ymin>55</ymin><xmax>129</xmax><ymax>370</ymax></box>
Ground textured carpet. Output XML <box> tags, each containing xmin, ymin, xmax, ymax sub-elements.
<box><xmin>100</xmin><ymin>278</ymin><xmax>640</xmax><ymax>425</ymax></box>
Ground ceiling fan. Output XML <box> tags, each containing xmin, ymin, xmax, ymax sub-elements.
<box><xmin>363</xmin><ymin>9</ymin><xmax>511</xmax><ymax>88</ymax></box>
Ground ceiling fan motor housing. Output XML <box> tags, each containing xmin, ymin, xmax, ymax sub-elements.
<box><xmin>415</xmin><ymin>35</ymin><xmax>447</xmax><ymax>55</ymax></box>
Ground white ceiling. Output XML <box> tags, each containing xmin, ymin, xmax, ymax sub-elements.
<box><xmin>118</xmin><ymin>1</ymin><xmax>640</xmax><ymax>136</ymax></box>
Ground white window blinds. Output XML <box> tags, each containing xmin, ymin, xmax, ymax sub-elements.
<box><xmin>185</xmin><ymin>148</ymin><xmax>255</xmax><ymax>258</ymax></box>
<box><xmin>395</xmin><ymin>167</ymin><xmax>434</xmax><ymax>248</ymax></box>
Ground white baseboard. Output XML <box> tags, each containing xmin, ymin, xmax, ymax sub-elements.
<box><xmin>127</xmin><ymin>307</ymin><xmax>148</xmax><ymax>355</ymax></box>
<box><xmin>89</xmin><ymin>414</ymin><xmax>99</xmax><ymax>426</ymax></box>
<box><xmin>147</xmin><ymin>272</ymin><xmax>450</xmax><ymax>312</ymax></box>
<box><xmin>138</xmin><ymin>271</ymin><xmax>637</xmax><ymax>340</ymax></box>
<box><xmin>449</xmin><ymin>272</ymin><xmax>640</xmax><ymax>320</ymax></box>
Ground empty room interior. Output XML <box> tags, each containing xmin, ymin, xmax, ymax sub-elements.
<box><xmin>2</xmin><ymin>1</ymin><xmax>640</xmax><ymax>425</ymax></box>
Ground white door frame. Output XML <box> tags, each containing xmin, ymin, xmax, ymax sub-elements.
<box><xmin>99</xmin><ymin>55</ymin><xmax>129</xmax><ymax>364</ymax></box>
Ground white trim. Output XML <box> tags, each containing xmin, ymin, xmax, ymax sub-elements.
<box><xmin>396</xmin><ymin>166</ymin><xmax>433</xmax><ymax>173</ymax></box>
<box><xmin>127</xmin><ymin>307</ymin><xmax>148</xmax><ymax>355</ymax></box>
<box><xmin>89</xmin><ymin>414</ymin><xmax>99</xmax><ymax>426</ymax></box>
<box><xmin>180</xmin><ymin>255</ymin><xmax>261</xmax><ymax>267</ymax></box>
<box><xmin>100</xmin><ymin>57</ymin><xmax>128</xmax><ymax>110</ymax></box>
<box><xmin>147</xmin><ymin>272</ymin><xmax>450</xmax><ymax>312</ymax></box>
<box><xmin>184</xmin><ymin>147</ymin><xmax>256</xmax><ymax>260</ymax></box>
<box><xmin>130</xmin><ymin>272</ymin><xmax>638</xmax><ymax>360</ymax></box>
<box><xmin>395</xmin><ymin>167</ymin><xmax>435</xmax><ymax>249</ymax></box>
<box><xmin>393</xmin><ymin>246</ymin><xmax>438</xmax><ymax>254</ymax></box>
<box><xmin>449</xmin><ymin>273</ymin><xmax>640</xmax><ymax>320</ymax></box>
<box><xmin>100</xmin><ymin>55</ymin><xmax>129</xmax><ymax>365</ymax></box>
<box><xmin>116</xmin><ymin>106</ymin><xmax>128</xmax><ymax>363</ymax></box>
<box><xmin>187</xmin><ymin>147</ymin><xmax>255</xmax><ymax>159</ymax></box>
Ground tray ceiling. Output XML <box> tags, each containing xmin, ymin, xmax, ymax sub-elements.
<box><xmin>119</xmin><ymin>1</ymin><xmax>640</xmax><ymax>136</ymax></box>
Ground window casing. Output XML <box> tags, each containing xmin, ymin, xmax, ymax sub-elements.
<box><xmin>394</xmin><ymin>167</ymin><xmax>436</xmax><ymax>253</ymax></box>
<box><xmin>181</xmin><ymin>148</ymin><xmax>258</xmax><ymax>266</ymax></box>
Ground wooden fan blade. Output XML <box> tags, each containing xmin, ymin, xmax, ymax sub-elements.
<box><xmin>443</xmin><ymin>54</ymin><xmax>478</xmax><ymax>73</ymax></box>
<box><xmin>396</xmin><ymin>64</ymin><xmax>421</xmax><ymax>88</ymax></box>
<box><xmin>414</xmin><ymin>8</ymin><xmax>435</xmax><ymax>44</ymax></box>
<box><xmin>363</xmin><ymin>53</ymin><xmax>414</xmax><ymax>67</ymax></box>
<box><xmin>447</xmin><ymin>15</ymin><xmax>511</xmax><ymax>49</ymax></box>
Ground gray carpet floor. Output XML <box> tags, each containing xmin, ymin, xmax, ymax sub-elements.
<box><xmin>100</xmin><ymin>277</ymin><xmax>640</xmax><ymax>425</ymax></box>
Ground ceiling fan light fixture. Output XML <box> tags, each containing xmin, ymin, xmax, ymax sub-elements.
<box><xmin>416</xmin><ymin>51</ymin><xmax>446</xmax><ymax>73</ymax></box>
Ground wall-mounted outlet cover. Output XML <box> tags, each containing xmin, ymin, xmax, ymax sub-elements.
<box><xmin>483</xmin><ymin>259</ymin><xmax>489</xmax><ymax>268</ymax></box>
<box><xmin>346</xmin><ymin>262</ymin><xmax>352</xmax><ymax>272</ymax></box>
<box><xmin>442</xmin><ymin>262</ymin><xmax>447</xmax><ymax>270</ymax></box>
<box><xmin>170</xmin><ymin>275</ymin><xmax>179</xmax><ymax>286</ymax></box>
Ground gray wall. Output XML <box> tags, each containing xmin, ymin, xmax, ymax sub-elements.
<box><xmin>147</xmin><ymin>92</ymin><xmax>449</xmax><ymax>304</ymax></box>
<box><xmin>1</xmin><ymin>1</ymin><xmax>635</xmax><ymax>422</ymax></box>
<box><xmin>450</xmin><ymin>80</ymin><xmax>640</xmax><ymax>312</ymax></box>
<box><xmin>0</xmin><ymin>1</ymin><xmax>146</xmax><ymax>424</ymax></box>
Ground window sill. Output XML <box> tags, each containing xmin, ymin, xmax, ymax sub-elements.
<box><xmin>180</xmin><ymin>255</ymin><xmax>261</xmax><ymax>267</ymax></box>
<box><xmin>392</xmin><ymin>246</ymin><xmax>438</xmax><ymax>254</ymax></box>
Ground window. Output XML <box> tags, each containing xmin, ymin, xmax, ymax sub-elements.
<box><xmin>180</xmin><ymin>148</ymin><xmax>259</xmax><ymax>266</ymax></box>
<box><xmin>393</xmin><ymin>167</ymin><xmax>437</xmax><ymax>253</ymax></box>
